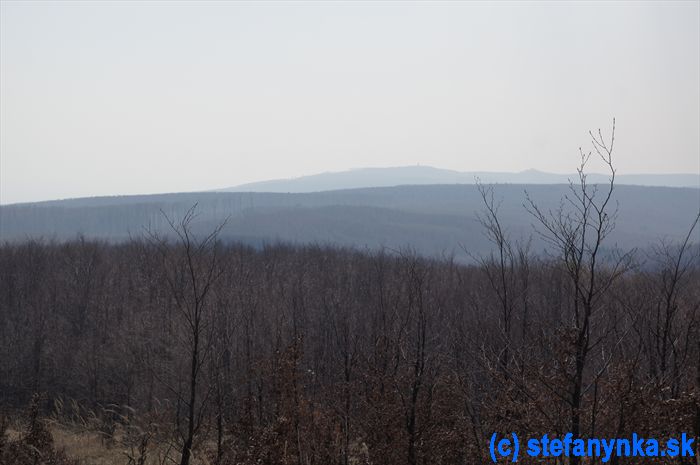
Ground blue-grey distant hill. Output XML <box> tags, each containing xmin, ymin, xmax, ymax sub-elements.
<box><xmin>219</xmin><ymin>166</ymin><xmax>700</xmax><ymax>192</ymax></box>
<box><xmin>2</xmin><ymin>183</ymin><xmax>698</xmax><ymax>261</ymax></box>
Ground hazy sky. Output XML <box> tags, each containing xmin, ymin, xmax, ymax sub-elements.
<box><xmin>1</xmin><ymin>1</ymin><xmax>698</xmax><ymax>204</ymax></box>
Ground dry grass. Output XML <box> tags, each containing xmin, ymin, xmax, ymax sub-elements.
<box><xmin>50</xmin><ymin>426</ymin><xmax>124</xmax><ymax>465</ymax></box>
<box><xmin>47</xmin><ymin>424</ymin><xmax>214</xmax><ymax>465</ymax></box>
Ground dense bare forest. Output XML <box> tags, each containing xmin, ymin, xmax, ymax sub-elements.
<box><xmin>1</xmin><ymin>151</ymin><xmax>699</xmax><ymax>465</ymax></box>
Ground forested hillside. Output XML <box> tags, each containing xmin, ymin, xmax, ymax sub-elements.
<box><xmin>2</xmin><ymin>177</ymin><xmax>699</xmax><ymax>463</ymax></box>
<box><xmin>2</xmin><ymin>184</ymin><xmax>698</xmax><ymax>261</ymax></box>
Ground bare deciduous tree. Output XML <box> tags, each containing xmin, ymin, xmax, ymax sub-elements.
<box><xmin>525</xmin><ymin>119</ymin><xmax>633</xmax><ymax>460</ymax></box>
<box><xmin>148</xmin><ymin>205</ymin><xmax>228</xmax><ymax>465</ymax></box>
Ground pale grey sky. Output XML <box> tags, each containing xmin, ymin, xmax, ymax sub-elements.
<box><xmin>1</xmin><ymin>0</ymin><xmax>698</xmax><ymax>204</ymax></box>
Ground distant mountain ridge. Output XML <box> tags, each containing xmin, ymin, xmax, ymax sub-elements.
<box><xmin>219</xmin><ymin>166</ymin><xmax>700</xmax><ymax>192</ymax></box>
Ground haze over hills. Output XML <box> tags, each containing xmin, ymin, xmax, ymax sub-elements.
<box><xmin>219</xmin><ymin>166</ymin><xmax>700</xmax><ymax>193</ymax></box>
<box><xmin>2</xmin><ymin>183</ymin><xmax>698</xmax><ymax>261</ymax></box>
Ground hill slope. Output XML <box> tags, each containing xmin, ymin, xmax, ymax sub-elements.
<box><xmin>2</xmin><ymin>184</ymin><xmax>698</xmax><ymax>260</ymax></box>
